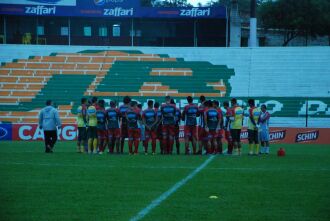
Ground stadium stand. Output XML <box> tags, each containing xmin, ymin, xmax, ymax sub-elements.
<box><xmin>0</xmin><ymin>45</ymin><xmax>329</xmax><ymax>127</ymax></box>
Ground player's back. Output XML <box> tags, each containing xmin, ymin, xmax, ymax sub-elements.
<box><xmin>106</xmin><ymin>107</ymin><xmax>120</xmax><ymax>129</ymax></box>
<box><xmin>96</xmin><ymin>107</ymin><xmax>106</xmax><ymax>130</ymax></box>
<box><xmin>119</xmin><ymin>104</ymin><xmax>129</xmax><ymax>126</ymax></box>
<box><xmin>184</xmin><ymin>104</ymin><xmax>199</xmax><ymax>126</ymax></box>
<box><xmin>87</xmin><ymin>105</ymin><xmax>97</xmax><ymax>127</ymax></box>
<box><xmin>231</xmin><ymin>105</ymin><xmax>243</xmax><ymax>129</ymax></box>
<box><xmin>77</xmin><ymin>104</ymin><xmax>86</xmax><ymax>127</ymax></box>
<box><xmin>143</xmin><ymin>108</ymin><xmax>157</xmax><ymax>127</ymax></box>
<box><xmin>205</xmin><ymin>107</ymin><xmax>219</xmax><ymax>130</ymax></box>
<box><xmin>248</xmin><ymin>107</ymin><xmax>261</xmax><ymax>130</ymax></box>
<box><xmin>161</xmin><ymin>103</ymin><xmax>176</xmax><ymax>125</ymax></box>
<box><xmin>126</xmin><ymin>108</ymin><xmax>140</xmax><ymax>129</ymax></box>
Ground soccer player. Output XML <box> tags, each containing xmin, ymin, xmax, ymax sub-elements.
<box><xmin>76</xmin><ymin>98</ymin><xmax>87</xmax><ymax>153</ymax></box>
<box><xmin>229</xmin><ymin>98</ymin><xmax>243</xmax><ymax>155</ymax></box>
<box><xmin>247</xmin><ymin>99</ymin><xmax>261</xmax><ymax>155</ymax></box>
<box><xmin>142</xmin><ymin>100</ymin><xmax>158</xmax><ymax>155</ymax></box>
<box><xmin>106</xmin><ymin>101</ymin><xmax>121</xmax><ymax>154</ymax></box>
<box><xmin>96</xmin><ymin>100</ymin><xmax>107</xmax><ymax>154</ymax></box>
<box><xmin>119</xmin><ymin>96</ymin><xmax>131</xmax><ymax>154</ymax></box>
<box><xmin>182</xmin><ymin>96</ymin><xmax>199</xmax><ymax>155</ymax></box>
<box><xmin>171</xmin><ymin>99</ymin><xmax>181</xmax><ymax>154</ymax></box>
<box><xmin>223</xmin><ymin>101</ymin><xmax>234</xmax><ymax>154</ymax></box>
<box><xmin>197</xmin><ymin>95</ymin><xmax>207</xmax><ymax>154</ymax></box>
<box><xmin>38</xmin><ymin>99</ymin><xmax>61</xmax><ymax>153</ymax></box>
<box><xmin>213</xmin><ymin>100</ymin><xmax>224</xmax><ymax>154</ymax></box>
<box><xmin>126</xmin><ymin>101</ymin><xmax>141</xmax><ymax>155</ymax></box>
<box><xmin>137</xmin><ymin>103</ymin><xmax>145</xmax><ymax>147</ymax></box>
<box><xmin>87</xmin><ymin>97</ymin><xmax>98</xmax><ymax>154</ymax></box>
<box><xmin>154</xmin><ymin>102</ymin><xmax>163</xmax><ymax>154</ymax></box>
<box><xmin>204</xmin><ymin>100</ymin><xmax>221</xmax><ymax>154</ymax></box>
<box><xmin>258</xmin><ymin>104</ymin><xmax>271</xmax><ymax>154</ymax></box>
<box><xmin>160</xmin><ymin>96</ymin><xmax>176</xmax><ymax>154</ymax></box>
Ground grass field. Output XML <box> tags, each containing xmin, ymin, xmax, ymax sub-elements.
<box><xmin>0</xmin><ymin>141</ymin><xmax>329</xmax><ymax>221</ymax></box>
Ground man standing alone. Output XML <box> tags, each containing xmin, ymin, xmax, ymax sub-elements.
<box><xmin>39</xmin><ymin>100</ymin><xmax>61</xmax><ymax>153</ymax></box>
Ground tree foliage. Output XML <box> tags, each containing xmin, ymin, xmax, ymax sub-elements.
<box><xmin>259</xmin><ymin>0</ymin><xmax>330</xmax><ymax>46</ymax></box>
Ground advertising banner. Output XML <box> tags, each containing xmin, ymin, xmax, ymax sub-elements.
<box><xmin>0</xmin><ymin>123</ymin><xmax>12</xmax><ymax>141</ymax></box>
<box><xmin>12</xmin><ymin>124</ymin><xmax>77</xmax><ymax>141</ymax></box>
<box><xmin>1</xmin><ymin>123</ymin><xmax>329</xmax><ymax>144</ymax></box>
<box><xmin>0</xmin><ymin>0</ymin><xmax>226</xmax><ymax>18</ymax></box>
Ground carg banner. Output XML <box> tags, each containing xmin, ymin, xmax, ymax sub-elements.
<box><xmin>12</xmin><ymin>124</ymin><xmax>77</xmax><ymax>141</ymax></box>
<box><xmin>239</xmin><ymin>127</ymin><xmax>330</xmax><ymax>144</ymax></box>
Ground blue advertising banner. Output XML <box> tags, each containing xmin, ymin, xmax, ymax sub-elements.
<box><xmin>0</xmin><ymin>123</ymin><xmax>12</xmax><ymax>141</ymax></box>
<box><xmin>0</xmin><ymin>0</ymin><xmax>226</xmax><ymax>18</ymax></box>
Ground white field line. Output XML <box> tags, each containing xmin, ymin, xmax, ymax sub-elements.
<box><xmin>0</xmin><ymin>161</ymin><xmax>329</xmax><ymax>172</ymax></box>
<box><xmin>129</xmin><ymin>155</ymin><xmax>216</xmax><ymax>221</ymax></box>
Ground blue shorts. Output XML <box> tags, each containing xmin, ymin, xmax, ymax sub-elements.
<box><xmin>259</xmin><ymin>129</ymin><xmax>269</xmax><ymax>142</ymax></box>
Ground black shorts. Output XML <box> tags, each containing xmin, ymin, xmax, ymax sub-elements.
<box><xmin>87</xmin><ymin>126</ymin><xmax>98</xmax><ymax>139</ymax></box>
<box><xmin>248</xmin><ymin>129</ymin><xmax>259</xmax><ymax>143</ymax></box>
<box><xmin>230</xmin><ymin>129</ymin><xmax>241</xmax><ymax>142</ymax></box>
<box><xmin>78</xmin><ymin>127</ymin><xmax>87</xmax><ymax>142</ymax></box>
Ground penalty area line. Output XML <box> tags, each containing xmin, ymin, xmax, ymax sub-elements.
<box><xmin>129</xmin><ymin>154</ymin><xmax>216</xmax><ymax>221</ymax></box>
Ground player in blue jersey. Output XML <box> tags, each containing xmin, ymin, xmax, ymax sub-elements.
<box><xmin>171</xmin><ymin>99</ymin><xmax>181</xmax><ymax>154</ymax></box>
<box><xmin>96</xmin><ymin>99</ymin><xmax>107</xmax><ymax>154</ymax></box>
<box><xmin>106</xmin><ymin>101</ymin><xmax>120</xmax><ymax>154</ymax></box>
<box><xmin>161</xmin><ymin>96</ymin><xmax>177</xmax><ymax>154</ymax></box>
<box><xmin>142</xmin><ymin>100</ymin><xmax>158</xmax><ymax>155</ymax></box>
<box><xmin>197</xmin><ymin>95</ymin><xmax>207</xmax><ymax>154</ymax></box>
<box><xmin>182</xmin><ymin>96</ymin><xmax>199</xmax><ymax>155</ymax></box>
<box><xmin>258</xmin><ymin>104</ymin><xmax>271</xmax><ymax>154</ymax></box>
<box><xmin>119</xmin><ymin>96</ymin><xmax>131</xmax><ymax>154</ymax></box>
<box><xmin>126</xmin><ymin>101</ymin><xmax>141</xmax><ymax>155</ymax></box>
<box><xmin>154</xmin><ymin>102</ymin><xmax>163</xmax><ymax>154</ymax></box>
<box><xmin>204</xmin><ymin>100</ymin><xmax>221</xmax><ymax>154</ymax></box>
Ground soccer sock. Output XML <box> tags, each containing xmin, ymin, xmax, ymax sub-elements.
<box><xmin>176</xmin><ymin>140</ymin><xmax>180</xmax><ymax>154</ymax></box>
<box><xmin>121</xmin><ymin>139</ymin><xmax>125</xmax><ymax>153</ymax></box>
<box><xmin>88</xmin><ymin>138</ymin><xmax>93</xmax><ymax>153</ymax></box>
<box><xmin>80</xmin><ymin>145</ymin><xmax>85</xmax><ymax>153</ymax></box>
<box><xmin>266</xmin><ymin>146</ymin><xmax>270</xmax><ymax>154</ymax></box>
<box><xmin>143</xmin><ymin>140</ymin><xmax>148</xmax><ymax>153</ymax></box>
<box><xmin>134</xmin><ymin>140</ymin><xmax>139</xmax><ymax>154</ymax></box>
<box><xmin>249</xmin><ymin>144</ymin><xmax>253</xmax><ymax>154</ymax></box>
<box><xmin>255</xmin><ymin>144</ymin><xmax>259</xmax><ymax>154</ymax></box>
<box><xmin>162</xmin><ymin>139</ymin><xmax>167</xmax><ymax>154</ymax></box>
<box><xmin>168</xmin><ymin>139</ymin><xmax>174</xmax><ymax>154</ymax></box>
<box><xmin>151</xmin><ymin>139</ymin><xmax>156</xmax><ymax>153</ymax></box>
<box><xmin>99</xmin><ymin>140</ymin><xmax>104</xmax><ymax>152</ymax></box>
<box><xmin>128</xmin><ymin>140</ymin><xmax>133</xmax><ymax>154</ymax></box>
<box><xmin>93</xmin><ymin>139</ymin><xmax>98</xmax><ymax>152</ymax></box>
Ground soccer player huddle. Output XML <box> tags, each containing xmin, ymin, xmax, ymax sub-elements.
<box><xmin>76</xmin><ymin>95</ymin><xmax>271</xmax><ymax>156</ymax></box>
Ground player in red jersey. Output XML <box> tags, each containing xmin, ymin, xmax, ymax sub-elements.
<box><xmin>204</xmin><ymin>100</ymin><xmax>221</xmax><ymax>154</ymax></box>
<box><xmin>126</xmin><ymin>101</ymin><xmax>141</xmax><ymax>155</ymax></box>
<box><xmin>171</xmin><ymin>99</ymin><xmax>181</xmax><ymax>154</ymax></box>
<box><xmin>142</xmin><ymin>100</ymin><xmax>158</xmax><ymax>155</ymax></box>
<box><xmin>223</xmin><ymin>101</ymin><xmax>234</xmax><ymax>154</ymax></box>
<box><xmin>154</xmin><ymin>102</ymin><xmax>163</xmax><ymax>154</ymax></box>
<box><xmin>197</xmin><ymin>95</ymin><xmax>207</xmax><ymax>154</ymax></box>
<box><xmin>119</xmin><ymin>96</ymin><xmax>131</xmax><ymax>154</ymax></box>
<box><xmin>106</xmin><ymin>101</ymin><xmax>121</xmax><ymax>154</ymax></box>
<box><xmin>161</xmin><ymin>96</ymin><xmax>177</xmax><ymax>154</ymax></box>
<box><xmin>182</xmin><ymin>96</ymin><xmax>199</xmax><ymax>155</ymax></box>
<box><xmin>213</xmin><ymin>100</ymin><xmax>224</xmax><ymax>154</ymax></box>
<box><xmin>96</xmin><ymin>99</ymin><xmax>107</xmax><ymax>154</ymax></box>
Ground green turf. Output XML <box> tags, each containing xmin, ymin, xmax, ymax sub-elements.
<box><xmin>0</xmin><ymin>142</ymin><xmax>329</xmax><ymax>221</ymax></box>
